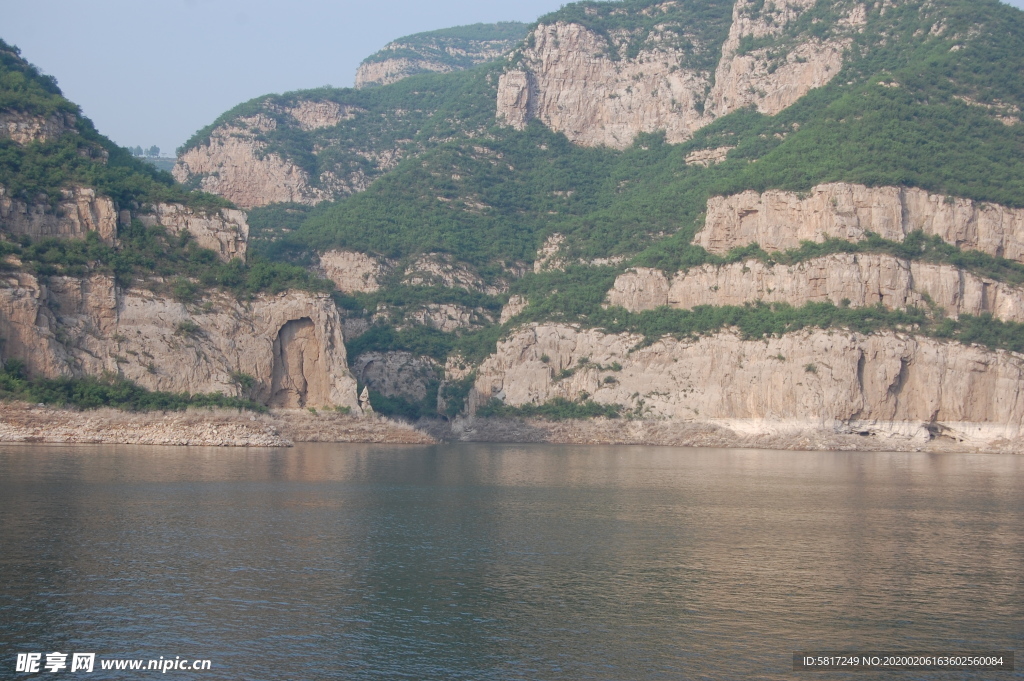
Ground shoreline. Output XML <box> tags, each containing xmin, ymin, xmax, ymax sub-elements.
<box><xmin>1</xmin><ymin>402</ymin><xmax>1020</xmax><ymax>454</ymax></box>
<box><xmin>0</xmin><ymin>402</ymin><xmax>434</xmax><ymax>447</ymax></box>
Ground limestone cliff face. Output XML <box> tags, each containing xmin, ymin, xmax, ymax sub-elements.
<box><xmin>496</xmin><ymin>0</ymin><xmax>864</xmax><ymax>148</ymax></box>
<box><xmin>0</xmin><ymin>186</ymin><xmax>119</xmax><ymax>243</ymax></box>
<box><xmin>173</xmin><ymin>115</ymin><xmax>331</xmax><ymax>209</ymax></box>
<box><xmin>698</xmin><ymin>183</ymin><xmax>1024</xmax><ymax>262</ymax></box>
<box><xmin>403</xmin><ymin>253</ymin><xmax>508</xmax><ymax>295</ymax></box>
<box><xmin>497</xmin><ymin>22</ymin><xmax>712</xmax><ymax>148</ymax></box>
<box><xmin>140</xmin><ymin>204</ymin><xmax>249</xmax><ymax>262</ymax></box>
<box><xmin>316</xmin><ymin>250</ymin><xmax>393</xmax><ymax>293</ymax></box>
<box><xmin>356</xmin><ymin>58</ymin><xmax>457</xmax><ymax>88</ymax></box>
<box><xmin>705</xmin><ymin>0</ymin><xmax>865</xmax><ymax>119</ymax></box>
<box><xmin>350</xmin><ymin>351</ymin><xmax>440</xmax><ymax>402</ymax></box>
<box><xmin>278</xmin><ymin>100</ymin><xmax>356</xmax><ymax>131</ymax></box>
<box><xmin>472</xmin><ymin>323</ymin><xmax>1024</xmax><ymax>445</ymax></box>
<box><xmin>608</xmin><ymin>256</ymin><xmax>1024</xmax><ymax>323</ymax></box>
<box><xmin>0</xmin><ymin>112</ymin><xmax>75</xmax><ymax>144</ymax></box>
<box><xmin>355</xmin><ymin>24</ymin><xmax>526</xmax><ymax>88</ymax></box>
<box><xmin>0</xmin><ymin>272</ymin><xmax>360</xmax><ymax>410</ymax></box>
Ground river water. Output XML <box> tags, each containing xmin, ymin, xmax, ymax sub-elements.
<box><xmin>0</xmin><ymin>443</ymin><xmax>1021</xmax><ymax>680</ymax></box>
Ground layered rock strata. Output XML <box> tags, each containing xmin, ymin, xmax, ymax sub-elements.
<box><xmin>698</xmin><ymin>183</ymin><xmax>1024</xmax><ymax>262</ymax></box>
<box><xmin>472</xmin><ymin>323</ymin><xmax>1024</xmax><ymax>446</ymax></box>
<box><xmin>607</xmin><ymin>256</ymin><xmax>1024</xmax><ymax>323</ymax></box>
<box><xmin>0</xmin><ymin>272</ymin><xmax>360</xmax><ymax>410</ymax></box>
<box><xmin>0</xmin><ymin>186</ymin><xmax>119</xmax><ymax>243</ymax></box>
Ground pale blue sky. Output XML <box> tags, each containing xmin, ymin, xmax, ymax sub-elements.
<box><xmin>4</xmin><ymin>0</ymin><xmax>1024</xmax><ymax>156</ymax></box>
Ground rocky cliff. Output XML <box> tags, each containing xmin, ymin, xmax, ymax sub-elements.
<box><xmin>471</xmin><ymin>323</ymin><xmax>1024</xmax><ymax>447</ymax></box>
<box><xmin>0</xmin><ymin>185</ymin><xmax>119</xmax><ymax>243</ymax></box>
<box><xmin>497</xmin><ymin>21</ymin><xmax>713</xmax><ymax>148</ymax></box>
<box><xmin>697</xmin><ymin>183</ymin><xmax>1024</xmax><ymax>262</ymax></box>
<box><xmin>0</xmin><ymin>271</ymin><xmax>359</xmax><ymax>410</ymax></box>
<box><xmin>704</xmin><ymin>0</ymin><xmax>865</xmax><ymax>119</ymax></box>
<box><xmin>0</xmin><ymin>111</ymin><xmax>75</xmax><ymax>144</ymax></box>
<box><xmin>608</xmin><ymin>256</ymin><xmax>1024</xmax><ymax>323</ymax></box>
<box><xmin>496</xmin><ymin>0</ymin><xmax>865</xmax><ymax>148</ymax></box>
<box><xmin>355</xmin><ymin>22</ymin><xmax>527</xmax><ymax>88</ymax></box>
<box><xmin>140</xmin><ymin>203</ymin><xmax>249</xmax><ymax>262</ymax></box>
<box><xmin>173</xmin><ymin>114</ymin><xmax>335</xmax><ymax>209</ymax></box>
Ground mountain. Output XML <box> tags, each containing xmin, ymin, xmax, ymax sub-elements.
<box><xmin>0</xmin><ymin>38</ymin><xmax>360</xmax><ymax>414</ymax></box>
<box><xmin>355</xmin><ymin>22</ymin><xmax>530</xmax><ymax>88</ymax></box>
<box><xmin>8</xmin><ymin>0</ymin><xmax>1024</xmax><ymax>451</ymax></box>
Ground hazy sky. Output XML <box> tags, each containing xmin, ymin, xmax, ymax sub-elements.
<box><xmin>5</xmin><ymin>0</ymin><xmax>1024</xmax><ymax>156</ymax></box>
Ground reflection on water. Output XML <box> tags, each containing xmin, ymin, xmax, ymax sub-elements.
<box><xmin>0</xmin><ymin>443</ymin><xmax>1021</xmax><ymax>680</ymax></box>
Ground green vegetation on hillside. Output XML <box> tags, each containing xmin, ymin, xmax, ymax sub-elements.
<box><xmin>0</xmin><ymin>38</ymin><xmax>230</xmax><ymax>211</ymax></box>
<box><xmin>0</xmin><ymin>224</ymin><xmax>330</xmax><ymax>298</ymax></box>
<box><xmin>533</xmin><ymin>0</ymin><xmax>733</xmax><ymax>68</ymax></box>
<box><xmin>359</xmin><ymin>22</ymin><xmax>528</xmax><ymax>76</ymax></box>
<box><xmin>0</xmin><ymin>360</ymin><xmax>265</xmax><ymax>412</ymax></box>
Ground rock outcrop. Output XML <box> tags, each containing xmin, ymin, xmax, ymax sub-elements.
<box><xmin>141</xmin><ymin>203</ymin><xmax>249</xmax><ymax>262</ymax></box>
<box><xmin>0</xmin><ymin>112</ymin><xmax>75</xmax><ymax>144</ymax></box>
<box><xmin>355</xmin><ymin>23</ymin><xmax>526</xmax><ymax>88</ymax></box>
<box><xmin>174</xmin><ymin>115</ymin><xmax>331</xmax><ymax>209</ymax></box>
<box><xmin>403</xmin><ymin>253</ymin><xmax>507</xmax><ymax>295</ymax></box>
<box><xmin>0</xmin><ymin>185</ymin><xmax>119</xmax><ymax>243</ymax></box>
<box><xmin>704</xmin><ymin>0</ymin><xmax>865</xmax><ymax>119</ymax></box>
<box><xmin>496</xmin><ymin>0</ymin><xmax>864</xmax><ymax>148</ymax></box>
<box><xmin>698</xmin><ymin>183</ymin><xmax>1024</xmax><ymax>262</ymax></box>
<box><xmin>0</xmin><ymin>272</ymin><xmax>360</xmax><ymax>410</ymax></box>
<box><xmin>279</xmin><ymin>100</ymin><xmax>356</xmax><ymax>131</ymax></box>
<box><xmin>350</xmin><ymin>351</ymin><xmax>440</xmax><ymax>403</ymax></box>
<box><xmin>472</xmin><ymin>323</ymin><xmax>1024</xmax><ymax>446</ymax></box>
<box><xmin>607</xmin><ymin>256</ymin><xmax>1024</xmax><ymax>323</ymax></box>
<box><xmin>316</xmin><ymin>250</ymin><xmax>393</xmax><ymax>293</ymax></box>
<box><xmin>497</xmin><ymin>22</ymin><xmax>712</xmax><ymax>148</ymax></box>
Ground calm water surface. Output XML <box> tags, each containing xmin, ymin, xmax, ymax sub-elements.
<box><xmin>0</xmin><ymin>443</ymin><xmax>1021</xmax><ymax>680</ymax></box>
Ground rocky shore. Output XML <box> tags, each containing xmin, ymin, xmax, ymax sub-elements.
<box><xmin>3</xmin><ymin>402</ymin><xmax>1020</xmax><ymax>453</ymax></box>
<box><xmin>0</xmin><ymin>402</ymin><xmax>434</xmax><ymax>447</ymax></box>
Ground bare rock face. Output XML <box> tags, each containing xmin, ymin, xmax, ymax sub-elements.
<box><xmin>0</xmin><ymin>185</ymin><xmax>118</xmax><ymax>243</ymax></box>
<box><xmin>705</xmin><ymin>0</ymin><xmax>865</xmax><ymax>119</ymax></box>
<box><xmin>497</xmin><ymin>1</ymin><xmax>864</xmax><ymax>148</ymax></box>
<box><xmin>281</xmin><ymin>100</ymin><xmax>355</xmax><ymax>131</ymax></box>
<box><xmin>608</xmin><ymin>257</ymin><xmax>1024</xmax><ymax>323</ymax></box>
<box><xmin>0</xmin><ymin>112</ymin><xmax>75</xmax><ymax>144</ymax></box>
<box><xmin>497</xmin><ymin>22</ymin><xmax>712</xmax><ymax>149</ymax></box>
<box><xmin>355</xmin><ymin>24</ymin><xmax>525</xmax><ymax>88</ymax></box>
<box><xmin>404</xmin><ymin>303</ymin><xmax>495</xmax><ymax>333</ymax></box>
<box><xmin>140</xmin><ymin>204</ymin><xmax>249</xmax><ymax>262</ymax></box>
<box><xmin>500</xmin><ymin>295</ymin><xmax>529</xmax><ymax>324</ymax></box>
<box><xmin>685</xmin><ymin>146</ymin><xmax>734</xmax><ymax>167</ymax></box>
<box><xmin>472</xmin><ymin>323</ymin><xmax>1024</xmax><ymax>445</ymax></box>
<box><xmin>173</xmin><ymin>115</ymin><xmax>330</xmax><ymax>209</ymax></box>
<box><xmin>698</xmin><ymin>183</ymin><xmax>1024</xmax><ymax>262</ymax></box>
<box><xmin>351</xmin><ymin>351</ymin><xmax>440</xmax><ymax>402</ymax></box>
<box><xmin>403</xmin><ymin>253</ymin><xmax>506</xmax><ymax>294</ymax></box>
<box><xmin>356</xmin><ymin>58</ymin><xmax>455</xmax><ymax>88</ymax></box>
<box><xmin>0</xmin><ymin>273</ymin><xmax>360</xmax><ymax>411</ymax></box>
<box><xmin>316</xmin><ymin>250</ymin><xmax>394</xmax><ymax>293</ymax></box>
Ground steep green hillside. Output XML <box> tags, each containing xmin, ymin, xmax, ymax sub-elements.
<box><xmin>0</xmin><ymin>40</ymin><xmax>225</xmax><ymax>210</ymax></box>
<box><xmin>0</xmin><ymin>39</ymin><xmax>326</xmax><ymax>297</ymax></box>
<box><xmin>358</xmin><ymin>22</ymin><xmax>529</xmax><ymax>84</ymax></box>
